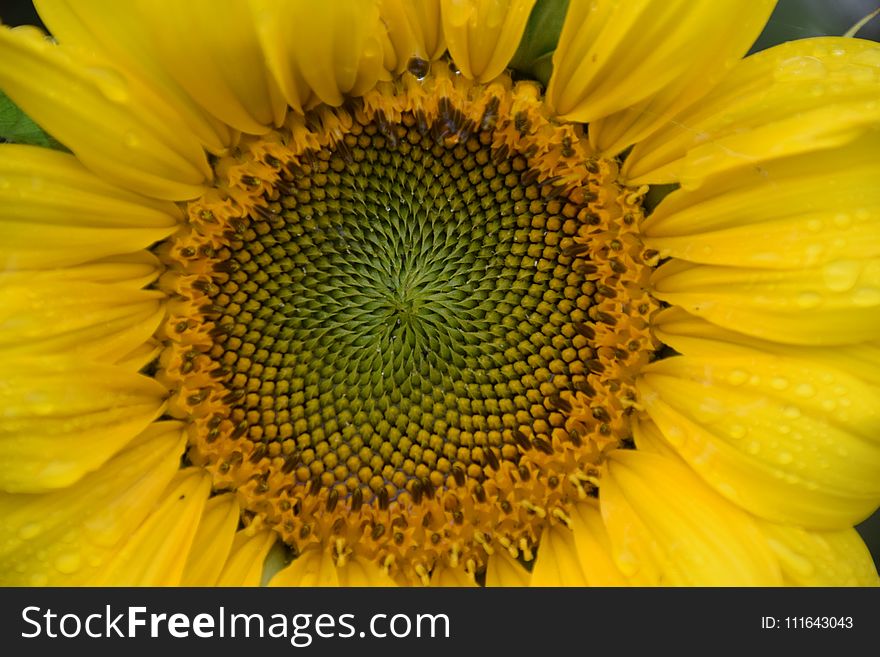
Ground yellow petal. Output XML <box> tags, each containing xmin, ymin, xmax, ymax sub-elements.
<box><xmin>632</xmin><ymin>417</ymin><xmax>879</xmax><ymax>585</ymax></box>
<box><xmin>441</xmin><ymin>0</ymin><xmax>535</xmax><ymax>82</ymax></box>
<box><xmin>569</xmin><ymin>503</ymin><xmax>630</xmax><ymax>586</ymax></box>
<box><xmin>654</xmin><ymin>306</ymin><xmax>880</xmax><ymax>388</ymax></box>
<box><xmin>33</xmin><ymin>0</ymin><xmax>234</xmax><ymax>152</ymax></box>
<box><xmin>0</xmin><ymin>279</ymin><xmax>164</xmax><ymax>364</ymax></box>
<box><xmin>94</xmin><ymin>468</ymin><xmax>212</xmax><ymax>586</ymax></box>
<box><xmin>0</xmin><ymin>144</ymin><xmax>180</xmax><ymax>269</ymax></box>
<box><xmin>638</xmin><ymin>354</ymin><xmax>880</xmax><ymax>528</ymax></box>
<box><xmin>652</xmin><ymin>258</ymin><xmax>880</xmax><ymax>346</ymax></box>
<box><xmin>430</xmin><ymin>564</ymin><xmax>476</xmax><ymax>587</ymax></box>
<box><xmin>180</xmin><ymin>493</ymin><xmax>240</xmax><ymax>586</ymax></box>
<box><xmin>0</xmin><ymin>25</ymin><xmax>209</xmax><ymax>200</ymax></box>
<box><xmin>0</xmin><ymin>356</ymin><xmax>168</xmax><ymax>492</ymax></box>
<box><xmin>588</xmin><ymin>1</ymin><xmax>774</xmax><ymax>155</ymax></box>
<box><xmin>215</xmin><ymin>530</ymin><xmax>278</xmax><ymax>587</ymax></box>
<box><xmin>379</xmin><ymin>0</ymin><xmax>445</xmax><ymax>73</ymax></box>
<box><xmin>116</xmin><ymin>340</ymin><xmax>162</xmax><ymax>373</ymax></box>
<box><xmin>643</xmin><ymin>136</ymin><xmax>880</xmax><ymax>269</ymax></box>
<box><xmin>34</xmin><ymin>251</ymin><xmax>164</xmax><ymax>289</ymax></box>
<box><xmin>269</xmin><ymin>548</ymin><xmax>340</xmax><ymax>586</ymax></box>
<box><xmin>255</xmin><ymin>0</ymin><xmax>389</xmax><ymax>111</ymax></box>
<box><xmin>248</xmin><ymin>0</ymin><xmax>314</xmax><ymax>114</ymax></box>
<box><xmin>338</xmin><ymin>557</ymin><xmax>399</xmax><ymax>586</ymax></box>
<box><xmin>530</xmin><ymin>523</ymin><xmax>589</xmax><ymax>586</ymax></box>
<box><xmin>120</xmin><ymin>0</ymin><xmax>284</xmax><ymax>132</ymax></box>
<box><xmin>485</xmin><ymin>550</ymin><xmax>530</xmax><ymax>586</ymax></box>
<box><xmin>0</xmin><ymin>421</ymin><xmax>186</xmax><ymax>586</ymax></box>
<box><xmin>759</xmin><ymin>522</ymin><xmax>879</xmax><ymax>586</ymax></box>
<box><xmin>601</xmin><ymin>450</ymin><xmax>782</xmax><ymax>585</ymax></box>
<box><xmin>547</xmin><ymin>1</ymin><xmax>768</xmax><ymax>126</ymax></box>
<box><xmin>624</xmin><ymin>37</ymin><xmax>880</xmax><ymax>185</ymax></box>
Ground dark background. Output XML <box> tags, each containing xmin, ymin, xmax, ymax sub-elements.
<box><xmin>1</xmin><ymin>0</ymin><xmax>879</xmax><ymax>572</ymax></box>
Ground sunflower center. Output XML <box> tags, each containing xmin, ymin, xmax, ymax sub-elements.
<box><xmin>157</xmin><ymin>65</ymin><xmax>660</xmax><ymax>584</ymax></box>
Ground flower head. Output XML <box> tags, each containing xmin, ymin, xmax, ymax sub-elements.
<box><xmin>1</xmin><ymin>0</ymin><xmax>878</xmax><ymax>586</ymax></box>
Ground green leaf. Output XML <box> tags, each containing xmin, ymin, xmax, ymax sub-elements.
<box><xmin>0</xmin><ymin>89</ymin><xmax>66</xmax><ymax>150</ymax></box>
<box><xmin>509</xmin><ymin>0</ymin><xmax>570</xmax><ymax>85</ymax></box>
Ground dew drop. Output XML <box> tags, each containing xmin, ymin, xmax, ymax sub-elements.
<box><xmin>782</xmin><ymin>405</ymin><xmax>801</xmax><ymax>420</ymax></box>
<box><xmin>822</xmin><ymin>260</ymin><xmax>860</xmax><ymax>292</ymax></box>
<box><xmin>794</xmin><ymin>383</ymin><xmax>815</xmax><ymax>398</ymax></box>
<box><xmin>54</xmin><ymin>552</ymin><xmax>81</xmax><ymax>575</ymax></box>
<box><xmin>614</xmin><ymin>548</ymin><xmax>639</xmax><ymax>577</ymax></box>
<box><xmin>746</xmin><ymin>440</ymin><xmax>761</xmax><ymax>455</ymax></box>
<box><xmin>832</xmin><ymin>212</ymin><xmax>852</xmax><ymax>229</ymax></box>
<box><xmin>88</xmin><ymin>67</ymin><xmax>130</xmax><ymax>103</ymax></box>
<box><xmin>820</xmin><ymin>398</ymin><xmax>837</xmax><ymax>412</ymax></box>
<box><xmin>775</xmin><ymin>56</ymin><xmax>827</xmax><ymax>81</ymax></box>
<box><xmin>770</xmin><ymin>376</ymin><xmax>789</xmax><ymax>391</ymax></box>
<box><xmin>18</xmin><ymin>523</ymin><xmax>41</xmax><ymax>540</ymax></box>
<box><xmin>716</xmin><ymin>482</ymin><xmax>738</xmax><ymax>499</ymax></box>
<box><xmin>727</xmin><ymin>369</ymin><xmax>748</xmax><ymax>386</ymax></box>
<box><xmin>852</xmin><ymin>287</ymin><xmax>880</xmax><ymax>307</ymax></box>
<box><xmin>777</xmin><ymin>451</ymin><xmax>794</xmax><ymax>465</ymax></box>
<box><xmin>796</xmin><ymin>291</ymin><xmax>821</xmax><ymax>309</ymax></box>
<box><xmin>30</xmin><ymin>572</ymin><xmax>48</xmax><ymax>586</ymax></box>
<box><xmin>664</xmin><ymin>424</ymin><xmax>685</xmax><ymax>447</ymax></box>
<box><xmin>728</xmin><ymin>424</ymin><xmax>747</xmax><ymax>440</ymax></box>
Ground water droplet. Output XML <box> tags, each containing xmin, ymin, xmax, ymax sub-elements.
<box><xmin>770</xmin><ymin>376</ymin><xmax>789</xmax><ymax>391</ymax></box>
<box><xmin>796</xmin><ymin>291</ymin><xmax>821</xmax><ymax>309</ymax></box>
<box><xmin>832</xmin><ymin>213</ymin><xmax>852</xmax><ymax>229</ymax></box>
<box><xmin>88</xmin><ymin>66</ymin><xmax>130</xmax><ymax>103</ymax></box>
<box><xmin>794</xmin><ymin>383</ymin><xmax>815</xmax><ymax>398</ymax></box>
<box><xmin>727</xmin><ymin>369</ymin><xmax>748</xmax><ymax>386</ymax></box>
<box><xmin>123</xmin><ymin>131</ymin><xmax>140</xmax><ymax>148</ymax></box>
<box><xmin>777</xmin><ymin>451</ymin><xmax>794</xmax><ymax>465</ymax></box>
<box><xmin>822</xmin><ymin>260</ymin><xmax>860</xmax><ymax>292</ymax></box>
<box><xmin>664</xmin><ymin>424</ymin><xmax>685</xmax><ymax>447</ymax></box>
<box><xmin>30</xmin><ymin>572</ymin><xmax>48</xmax><ymax>586</ymax></box>
<box><xmin>775</xmin><ymin>56</ymin><xmax>827</xmax><ymax>81</ymax></box>
<box><xmin>782</xmin><ymin>405</ymin><xmax>801</xmax><ymax>420</ymax></box>
<box><xmin>18</xmin><ymin>523</ymin><xmax>41</xmax><ymax>540</ymax></box>
<box><xmin>746</xmin><ymin>441</ymin><xmax>761</xmax><ymax>455</ymax></box>
<box><xmin>716</xmin><ymin>482</ymin><xmax>738</xmax><ymax>499</ymax></box>
<box><xmin>852</xmin><ymin>287</ymin><xmax>880</xmax><ymax>307</ymax></box>
<box><xmin>614</xmin><ymin>547</ymin><xmax>639</xmax><ymax>577</ymax></box>
<box><xmin>54</xmin><ymin>552</ymin><xmax>81</xmax><ymax>575</ymax></box>
<box><xmin>728</xmin><ymin>424</ymin><xmax>747</xmax><ymax>439</ymax></box>
<box><xmin>820</xmin><ymin>398</ymin><xmax>837</xmax><ymax>412</ymax></box>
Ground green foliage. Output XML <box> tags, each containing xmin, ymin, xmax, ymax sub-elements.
<box><xmin>509</xmin><ymin>0</ymin><xmax>569</xmax><ymax>85</ymax></box>
<box><xmin>0</xmin><ymin>90</ymin><xmax>65</xmax><ymax>149</ymax></box>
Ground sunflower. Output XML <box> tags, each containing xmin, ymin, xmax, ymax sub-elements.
<box><xmin>1</xmin><ymin>0</ymin><xmax>878</xmax><ymax>587</ymax></box>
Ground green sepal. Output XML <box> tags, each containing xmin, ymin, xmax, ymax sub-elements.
<box><xmin>0</xmin><ymin>90</ymin><xmax>66</xmax><ymax>150</ymax></box>
<box><xmin>509</xmin><ymin>0</ymin><xmax>570</xmax><ymax>85</ymax></box>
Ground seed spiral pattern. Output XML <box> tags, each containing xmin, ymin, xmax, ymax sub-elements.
<box><xmin>158</xmin><ymin>66</ymin><xmax>660</xmax><ymax>583</ymax></box>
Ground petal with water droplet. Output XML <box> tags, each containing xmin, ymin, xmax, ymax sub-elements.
<box><xmin>600</xmin><ymin>450</ymin><xmax>782</xmax><ymax>585</ymax></box>
<box><xmin>0</xmin><ymin>422</ymin><xmax>185</xmax><ymax>585</ymax></box>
